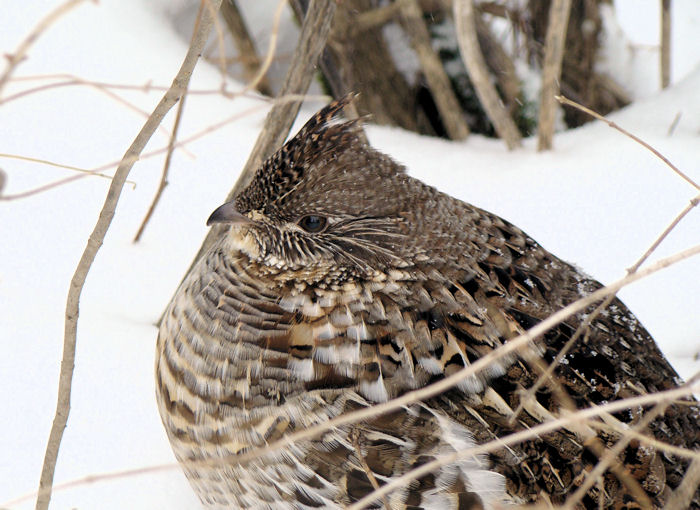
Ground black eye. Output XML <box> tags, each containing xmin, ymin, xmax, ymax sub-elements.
<box><xmin>298</xmin><ymin>215</ymin><xmax>327</xmax><ymax>233</ymax></box>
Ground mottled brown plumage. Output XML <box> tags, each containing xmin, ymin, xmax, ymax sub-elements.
<box><xmin>156</xmin><ymin>97</ymin><xmax>699</xmax><ymax>509</ymax></box>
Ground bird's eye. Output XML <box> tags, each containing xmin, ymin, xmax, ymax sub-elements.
<box><xmin>298</xmin><ymin>215</ymin><xmax>327</xmax><ymax>233</ymax></box>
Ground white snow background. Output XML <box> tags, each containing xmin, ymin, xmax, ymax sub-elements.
<box><xmin>1</xmin><ymin>1</ymin><xmax>699</xmax><ymax>509</ymax></box>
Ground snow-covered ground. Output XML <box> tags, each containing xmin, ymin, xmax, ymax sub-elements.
<box><xmin>1</xmin><ymin>1</ymin><xmax>698</xmax><ymax>509</ymax></box>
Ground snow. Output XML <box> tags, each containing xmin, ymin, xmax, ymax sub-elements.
<box><xmin>1</xmin><ymin>1</ymin><xmax>698</xmax><ymax>509</ymax></box>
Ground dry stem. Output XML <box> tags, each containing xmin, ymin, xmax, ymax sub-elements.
<box><xmin>537</xmin><ymin>0</ymin><xmax>572</xmax><ymax>151</ymax></box>
<box><xmin>221</xmin><ymin>0</ymin><xmax>272</xmax><ymax>96</ymax></box>
<box><xmin>0</xmin><ymin>153</ymin><xmax>130</xmax><ymax>185</ymax></box>
<box><xmin>398</xmin><ymin>0</ymin><xmax>469</xmax><ymax>140</ymax></box>
<box><xmin>453</xmin><ymin>0</ymin><xmax>521</xmax><ymax>149</ymax></box>
<box><xmin>133</xmin><ymin>84</ymin><xmax>189</xmax><ymax>243</ymax></box>
<box><xmin>666</xmin><ymin>458</ymin><xmax>700</xmax><ymax>509</ymax></box>
<box><xmin>33</xmin><ymin>1</ymin><xmax>222</xmax><ymax>509</ymax></box>
<box><xmin>556</xmin><ymin>95</ymin><xmax>699</xmax><ymax>191</ymax></box>
<box><xmin>0</xmin><ymin>0</ymin><xmax>91</xmax><ymax>99</ymax></box>
<box><xmin>560</xmin><ymin>399</ymin><xmax>670</xmax><ymax>509</ymax></box>
<box><xmin>346</xmin><ymin>384</ymin><xmax>699</xmax><ymax>510</ymax></box>
<box><xmin>661</xmin><ymin>0</ymin><xmax>671</xmax><ymax>89</ymax></box>
<box><xmin>223</xmin><ymin>0</ymin><xmax>288</xmax><ymax>99</ymax></box>
<box><xmin>514</xmin><ymin>195</ymin><xmax>699</xmax><ymax>420</ymax></box>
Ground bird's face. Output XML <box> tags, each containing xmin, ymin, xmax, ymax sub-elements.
<box><xmin>207</xmin><ymin>99</ymin><xmax>423</xmax><ymax>287</ymax></box>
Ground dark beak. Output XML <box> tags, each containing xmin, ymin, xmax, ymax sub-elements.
<box><xmin>206</xmin><ymin>201</ymin><xmax>252</xmax><ymax>226</ymax></box>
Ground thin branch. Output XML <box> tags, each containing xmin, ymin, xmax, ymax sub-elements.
<box><xmin>473</xmin><ymin>12</ymin><xmax>520</xmax><ymax>115</ymax></box>
<box><xmin>0</xmin><ymin>153</ymin><xmax>132</xmax><ymax>184</ymax></box>
<box><xmin>665</xmin><ymin>458</ymin><xmax>700</xmax><ymax>510</ymax></box>
<box><xmin>0</xmin><ymin>0</ymin><xmax>91</xmax><ymax>100</ymax></box>
<box><xmin>133</xmin><ymin>84</ymin><xmax>189</xmax><ymax>243</ymax></box>
<box><xmin>208</xmin><ymin>0</ymin><xmax>229</xmax><ymax>89</ymax></box>
<box><xmin>221</xmin><ymin>0</ymin><xmax>272</xmax><ymax>96</ymax></box>
<box><xmin>222</xmin><ymin>0</ymin><xmax>288</xmax><ymax>99</ymax></box>
<box><xmin>33</xmin><ymin>1</ymin><xmax>222</xmax><ymax>509</ymax></box>
<box><xmin>589</xmin><ymin>415</ymin><xmax>700</xmax><ymax>462</ymax></box>
<box><xmin>1</xmin><ymin>173</ymin><xmax>95</xmax><ymax>201</ymax></box>
<box><xmin>667</xmin><ymin>111</ymin><xmax>682</xmax><ymax>136</ymax></box>
<box><xmin>513</xmin><ymin>195</ymin><xmax>700</xmax><ymax>419</ymax></box>
<box><xmin>398</xmin><ymin>0</ymin><xmax>469</xmax><ymax>140</ymax></box>
<box><xmin>350</xmin><ymin>432</ymin><xmax>392</xmax><ymax>510</ymax></box>
<box><xmin>453</xmin><ymin>0</ymin><xmax>521</xmax><ymax>149</ymax></box>
<box><xmin>627</xmin><ymin>194</ymin><xmax>699</xmax><ymax>273</ymax></box>
<box><xmin>345</xmin><ymin>383</ymin><xmax>699</xmax><ymax>510</ymax></box>
<box><xmin>537</xmin><ymin>0</ymin><xmax>572</xmax><ymax>151</ymax></box>
<box><xmin>354</xmin><ymin>2</ymin><xmax>403</xmax><ymax>32</ymax></box>
<box><xmin>2</xmin><ymin>73</ymin><xmax>262</xmax><ymax>104</ymax></box>
<box><xmin>560</xmin><ymin>397</ymin><xmax>670</xmax><ymax>509</ymax></box>
<box><xmin>4</xmin><ymin>95</ymin><xmax>326</xmax><ymax>202</ymax></box>
<box><xmin>511</xmin><ymin>322</ymin><xmax>652</xmax><ymax>505</ymax></box>
<box><xmin>236</xmin><ymin>0</ymin><xmax>335</xmax><ymax>181</ymax></box>
<box><xmin>5</xmin><ymin>75</ymin><xmax>189</xmax><ymax>145</ymax></box>
<box><xmin>660</xmin><ymin>0</ymin><xmax>671</xmax><ymax>89</ymax></box>
<box><xmin>556</xmin><ymin>94</ymin><xmax>700</xmax><ymax>190</ymax></box>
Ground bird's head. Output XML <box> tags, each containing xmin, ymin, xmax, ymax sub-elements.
<box><xmin>207</xmin><ymin>97</ymin><xmax>435</xmax><ymax>288</ymax></box>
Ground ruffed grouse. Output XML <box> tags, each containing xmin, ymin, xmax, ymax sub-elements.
<box><xmin>156</xmin><ymin>98</ymin><xmax>699</xmax><ymax>509</ymax></box>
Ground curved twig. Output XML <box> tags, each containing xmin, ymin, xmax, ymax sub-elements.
<box><xmin>33</xmin><ymin>1</ymin><xmax>222</xmax><ymax>509</ymax></box>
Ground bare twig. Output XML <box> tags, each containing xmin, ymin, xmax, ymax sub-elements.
<box><xmin>589</xmin><ymin>403</ymin><xmax>700</xmax><ymax>461</ymax></box>
<box><xmin>207</xmin><ymin>0</ymin><xmax>229</xmax><ymax>88</ymax></box>
<box><xmin>221</xmin><ymin>0</ymin><xmax>272</xmax><ymax>96</ymax></box>
<box><xmin>473</xmin><ymin>12</ymin><xmax>520</xmax><ymax>115</ymax></box>
<box><xmin>666</xmin><ymin>458</ymin><xmax>700</xmax><ymax>510</ymax></box>
<box><xmin>33</xmin><ymin>1</ymin><xmax>222</xmax><ymax>509</ymax></box>
<box><xmin>345</xmin><ymin>384</ymin><xmax>699</xmax><ymax>510</ymax></box>
<box><xmin>1</xmin><ymin>96</ymin><xmax>324</xmax><ymax>201</ymax></box>
<box><xmin>4</xmin><ymin>74</ymin><xmax>190</xmax><ymax>144</ymax></box>
<box><xmin>0</xmin><ymin>163</ymin><xmax>136</xmax><ymax>202</ymax></box>
<box><xmin>0</xmin><ymin>153</ymin><xmax>131</xmax><ymax>184</ymax></box>
<box><xmin>661</xmin><ymin>0</ymin><xmax>671</xmax><ymax>89</ymax></box>
<box><xmin>235</xmin><ymin>0</ymin><xmax>335</xmax><ymax>184</ymax></box>
<box><xmin>223</xmin><ymin>0</ymin><xmax>288</xmax><ymax>98</ymax></box>
<box><xmin>556</xmin><ymin>95</ymin><xmax>700</xmax><ymax>190</ymax></box>
<box><xmin>560</xmin><ymin>398</ymin><xmax>671</xmax><ymax>509</ymax></box>
<box><xmin>513</xmin><ymin>195</ymin><xmax>700</xmax><ymax>419</ymax></box>
<box><xmin>512</xmin><ymin>95</ymin><xmax>699</xmax><ymax>503</ymax></box>
<box><xmin>350</xmin><ymin>432</ymin><xmax>392</xmax><ymax>510</ymax></box>
<box><xmin>353</xmin><ymin>2</ymin><xmax>403</xmax><ymax>32</ymax></box>
<box><xmin>133</xmin><ymin>84</ymin><xmax>189</xmax><ymax>242</ymax></box>
<box><xmin>627</xmin><ymin>194</ymin><xmax>699</xmax><ymax>273</ymax></box>
<box><xmin>0</xmin><ymin>0</ymin><xmax>91</xmax><ymax>100</ymax></box>
<box><xmin>537</xmin><ymin>0</ymin><xmax>572</xmax><ymax>151</ymax></box>
<box><xmin>2</xmin><ymin>73</ymin><xmax>262</xmax><ymax>105</ymax></box>
<box><xmin>512</xmin><ymin>327</ymin><xmax>652</xmax><ymax>505</ymax></box>
<box><xmin>453</xmin><ymin>0</ymin><xmax>521</xmax><ymax>149</ymax></box>
<box><xmin>1</xmin><ymin>173</ymin><xmax>98</xmax><ymax>201</ymax></box>
<box><xmin>398</xmin><ymin>0</ymin><xmax>469</xmax><ymax>140</ymax></box>
<box><xmin>667</xmin><ymin>111</ymin><xmax>682</xmax><ymax>136</ymax></box>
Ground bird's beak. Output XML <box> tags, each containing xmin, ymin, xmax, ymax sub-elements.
<box><xmin>206</xmin><ymin>201</ymin><xmax>253</xmax><ymax>226</ymax></box>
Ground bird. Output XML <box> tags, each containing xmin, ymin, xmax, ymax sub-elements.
<box><xmin>155</xmin><ymin>96</ymin><xmax>700</xmax><ymax>510</ymax></box>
